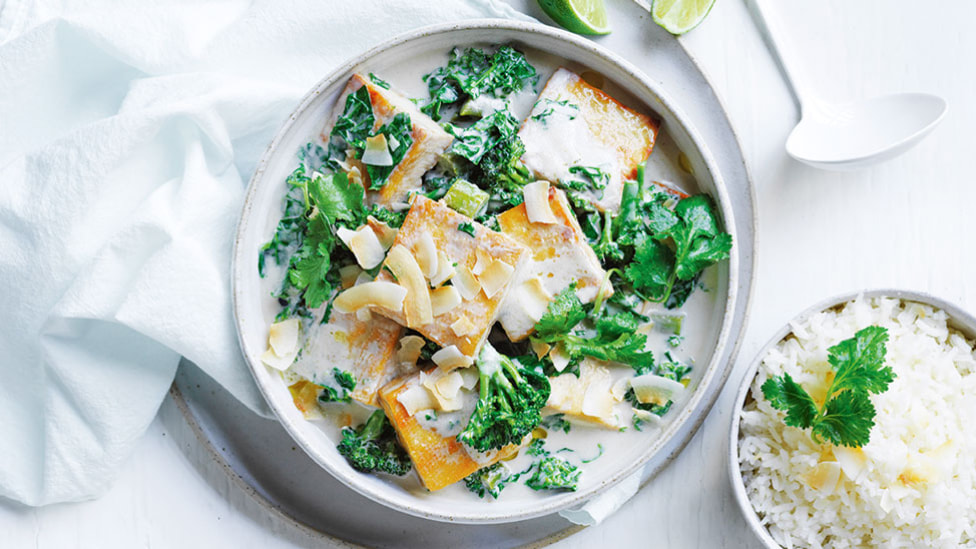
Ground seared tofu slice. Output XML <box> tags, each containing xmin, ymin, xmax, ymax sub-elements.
<box><xmin>372</xmin><ymin>196</ymin><xmax>529</xmax><ymax>357</ymax></box>
<box><xmin>378</xmin><ymin>374</ymin><xmax>519</xmax><ymax>491</ymax></box>
<box><xmin>289</xmin><ymin>310</ymin><xmax>406</xmax><ymax>407</ymax></box>
<box><xmin>545</xmin><ymin>359</ymin><xmax>625</xmax><ymax>430</ymax></box>
<box><xmin>324</xmin><ymin>74</ymin><xmax>453</xmax><ymax>206</ymax></box>
<box><xmin>518</xmin><ymin>68</ymin><xmax>658</xmax><ymax>212</ymax></box>
<box><xmin>496</xmin><ymin>186</ymin><xmax>608</xmax><ymax>341</ymax></box>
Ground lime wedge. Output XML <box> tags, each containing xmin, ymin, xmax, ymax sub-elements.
<box><xmin>652</xmin><ymin>0</ymin><xmax>716</xmax><ymax>35</ymax></box>
<box><xmin>537</xmin><ymin>0</ymin><xmax>611</xmax><ymax>36</ymax></box>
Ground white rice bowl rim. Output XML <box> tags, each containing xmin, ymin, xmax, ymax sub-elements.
<box><xmin>727</xmin><ymin>288</ymin><xmax>976</xmax><ymax>548</ymax></box>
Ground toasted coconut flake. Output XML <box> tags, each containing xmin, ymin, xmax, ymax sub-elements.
<box><xmin>397</xmin><ymin>335</ymin><xmax>426</xmax><ymax>366</ymax></box>
<box><xmin>631</xmin><ymin>374</ymin><xmax>685</xmax><ymax>406</ymax></box>
<box><xmin>523</xmin><ymin>181</ymin><xmax>557</xmax><ymax>224</ymax></box>
<box><xmin>362</xmin><ymin>134</ymin><xmax>393</xmax><ymax>166</ymax></box>
<box><xmin>268</xmin><ymin>318</ymin><xmax>300</xmax><ymax>357</ymax></box>
<box><xmin>459</xmin><ymin>367</ymin><xmax>479</xmax><ymax>390</ymax></box>
<box><xmin>801</xmin><ymin>462</ymin><xmax>843</xmax><ymax>495</ymax></box>
<box><xmin>611</xmin><ymin>377</ymin><xmax>630</xmax><ymax>401</ymax></box>
<box><xmin>517</xmin><ymin>277</ymin><xmax>552</xmax><ymax>324</ymax></box>
<box><xmin>429</xmin><ymin>251</ymin><xmax>455</xmax><ymax>288</ymax></box>
<box><xmin>479</xmin><ymin>259</ymin><xmax>515</xmax><ymax>299</ymax></box>
<box><xmin>261</xmin><ymin>347</ymin><xmax>296</xmax><ymax>371</ymax></box>
<box><xmin>472</xmin><ymin>248</ymin><xmax>492</xmax><ymax>276</ymax></box>
<box><xmin>550</xmin><ymin>344</ymin><xmax>570</xmax><ymax>372</ymax></box>
<box><xmin>450</xmin><ymin>315</ymin><xmax>478</xmax><ymax>337</ymax></box>
<box><xmin>431</xmin><ymin>286</ymin><xmax>462</xmax><ymax>316</ymax></box>
<box><xmin>633</xmin><ymin>408</ymin><xmax>663</xmax><ymax>427</ymax></box>
<box><xmin>334</xmin><ymin>281</ymin><xmax>407</xmax><ymax>313</ymax></box>
<box><xmin>346</xmin><ymin>165</ymin><xmax>364</xmax><ymax>188</ymax></box>
<box><xmin>454</xmin><ymin>265</ymin><xmax>481</xmax><ymax>301</ymax></box>
<box><xmin>354</xmin><ymin>271</ymin><xmax>373</xmax><ymax>286</ymax></box>
<box><xmin>384</xmin><ymin>244</ymin><xmax>433</xmax><ymax>327</ymax></box>
<box><xmin>339</xmin><ymin>264</ymin><xmax>362</xmax><ymax>289</ymax></box>
<box><xmin>413</xmin><ymin>231</ymin><xmax>438</xmax><ymax>278</ymax></box>
<box><xmin>338</xmin><ymin>225</ymin><xmax>386</xmax><ymax>270</ymax></box>
<box><xmin>581</xmin><ymin>379</ymin><xmax>615</xmax><ymax>419</ymax></box>
<box><xmin>398</xmin><ymin>383</ymin><xmax>437</xmax><ymax>417</ymax></box>
<box><xmin>367</xmin><ymin>216</ymin><xmax>398</xmax><ymax>250</ymax></box>
<box><xmin>530</xmin><ymin>339</ymin><xmax>551</xmax><ymax>360</ymax></box>
<box><xmin>355</xmin><ymin>308</ymin><xmax>372</xmax><ymax>322</ymax></box>
<box><xmin>422</xmin><ymin>369</ymin><xmax>465</xmax><ymax>412</ymax></box>
<box><xmin>432</xmin><ymin>345</ymin><xmax>473</xmax><ymax>371</ymax></box>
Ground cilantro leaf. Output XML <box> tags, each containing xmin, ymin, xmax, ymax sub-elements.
<box><xmin>622</xmin><ymin>194</ymin><xmax>731</xmax><ymax>307</ymax></box>
<box><xmin>625</xmin><ymin>237</ymin><xmax>674</xmax><ymax>302</ymax></box>
<box><xmin>761</xmin><ymin>373</ymin><xmax>818</xmax><ymax>429</ymax></box>
<box><xmin>288</xmin><ymin>213</ymin><xmax>335</xmax><ymax>309</ymax></box>
<box><xmin>813</xmin><ymin>390</ymin><xmax>876</xmax><ymax>448</ymax></box>
<box><xmin>308</xmin><ymin>171</ymin><xmax>364</xmax><ymax>225</ymax></box>
<box><xmin>826</xmin><ymin>325</ymin><xmax>893</xmax><ymax>396</ymax></box>
<box><xmin>533</xmin><ymin>285</ymin><xmax>586</xmax><ymax>339</ymax></box>
<box><xmin>531</xmin><ymin>287</ymin><xmax>654</xmax><ymax>372</ymax></box>
<box><xmin>761</xmin><ymin>326</ymin><xmax>894</xmax><ymax>448</ymax></box>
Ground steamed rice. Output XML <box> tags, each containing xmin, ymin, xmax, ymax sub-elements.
<box><xmin>739</xmin><ymin>296</ymin><xmax>976</xmax><ymax>548</ymax></box>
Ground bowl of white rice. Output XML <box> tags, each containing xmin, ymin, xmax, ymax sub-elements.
<box><xmin>729</xmin><ymin>290</ymin><xmax>976</xmax><ymax>548</ymax></box>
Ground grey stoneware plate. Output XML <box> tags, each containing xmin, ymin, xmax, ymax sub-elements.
<box><xmin>728</xmin><ymin>289</ymin><xmax>976</xmax><ymax>548</ymax></box>
<box><xmin>175</xmin><ymin>7</ymin><xmax>757</xmax><ymax>545</ymax></box>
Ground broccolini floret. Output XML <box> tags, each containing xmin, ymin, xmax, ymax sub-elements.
<box><xmin>336</xmin><ymin>410</ymin><xmax>411</xmax><ymax>476</ymax></box>
<box><xmin>526</xmin><ymin>456</ymin><xmax>581</xmax><ymax>491</ymax></box>
<box><xmin>456</xmin><ymin>343</ymin><xmax>550</xmax><ymax>452</ymax></box>
<box><xmin>463</xmin><ymin>462</ymin><xmax>518</xmax><ymax>499</ymax></box>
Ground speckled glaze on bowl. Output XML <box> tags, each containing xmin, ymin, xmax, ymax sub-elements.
<box><xmin>728</xmin><ymin>289</ymin><xmax>976</xmax><ymax>548</ymax></box>
<box><xmin>233</xmin><ymin>19</ymin><xmax>741</xmax><ymax>523</ymax></box>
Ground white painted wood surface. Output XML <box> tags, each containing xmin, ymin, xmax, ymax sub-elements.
<box><xmin>3</xmin><ymin>0</ymin><xmax>974</xmax><ymax>547</ymax></box>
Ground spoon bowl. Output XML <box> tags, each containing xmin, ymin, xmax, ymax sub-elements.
<box><xmin>786</xmin><ymin>93</ymin><xmax>947</xmax><ymax>170</ymax></box>
<box><xmin>752</xmin><ymin>0</ymin><xmax>947</xmax><ymax>171</ymax></box>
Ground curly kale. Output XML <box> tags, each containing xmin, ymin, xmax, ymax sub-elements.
<box><xmin>317</xmin><ymin>368</ymin><xmax>357</xmax><ymax>403</ymax></box>
<box><xmin>336</xmin><ymin>410</ymin><xmax>411</xmax><ymax>476</ymax></box>
<box><xmin>456</xmin><ymin>343</ymin><xmax>551</xmax><ymax>452</ymax></box>
<box><xmin>421</xmin><ymin>46</ymin><xmax>537</xmax><ymax>121</ymax></box>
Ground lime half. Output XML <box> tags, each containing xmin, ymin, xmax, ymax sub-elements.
<box><xmin>537</xmin><ymin>0</ymin><xmax>611</xmax><ymax>36</ymax></box>
<box><xmin>652</xmin><ymin>0</ymin><xmax>716</xmax><ymax>35</ymax></box>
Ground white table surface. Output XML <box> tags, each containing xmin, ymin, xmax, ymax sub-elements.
<box><xmin>3</xmin><ymin>0</ymin><xmax>974</xmax><ymax>547</ymax></box>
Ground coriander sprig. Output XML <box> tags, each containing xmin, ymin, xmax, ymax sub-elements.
<box><xmin>761</xmin><ymin>326</ymin><xmax>895</xmax><ymax>448</ymax></box>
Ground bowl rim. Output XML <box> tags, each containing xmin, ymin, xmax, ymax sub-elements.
<box><xmin>727</xmin><ymin>288</ymin><xmax>976</xmax><ymax>548</ymax></box>
<box><xmin>232</xmin><ymin>18</ymin><xmax>741</xmax><ymax>523</ymax></box>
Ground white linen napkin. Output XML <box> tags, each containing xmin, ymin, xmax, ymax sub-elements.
<box><xmin>0</xmin><ymin>0</ymin><xmax>531</xmax><ymax>506</ymax></box>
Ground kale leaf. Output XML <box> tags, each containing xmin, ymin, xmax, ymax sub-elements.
<box><xmin>364</xmin><ymin>113</ymin><xmax>414</xmax><ymax>190</ymax></box>
<box><xmin>421</xmin><ymin>46</ymin><xmax>537</xmax><ymax>121</ymax></box>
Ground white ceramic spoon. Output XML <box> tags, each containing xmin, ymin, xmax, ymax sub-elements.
<box><xmin>753</xmin><ymin>0</ymin><xmax>947</xmax><ymax>170</ymax></box>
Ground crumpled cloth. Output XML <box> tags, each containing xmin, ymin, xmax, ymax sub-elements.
<box><xmin>0</xmin><ymin>0</ymin><xmax>530</xmax><ymax>506</ymax></box>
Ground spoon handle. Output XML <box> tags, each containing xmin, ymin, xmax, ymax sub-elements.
<box><xmin>751</xmin><ymin>0</ymin><xmax>812</xmax><ymax>113</ymax></box>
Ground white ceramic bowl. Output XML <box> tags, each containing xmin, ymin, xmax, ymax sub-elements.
<box><xmin>233</xmin><ymin>19</ymin><xmax>740</xmax><ymax>523</ymax></box>
<box><xmin>728</xmin><ymin>289</ymin><xmax>976</xmax><ymax>547</ymax></box>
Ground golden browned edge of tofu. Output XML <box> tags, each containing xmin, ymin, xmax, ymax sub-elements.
<box><xmin>529</xmin><ymin>67</ymin><xmax>660</xmax><ymax>181</ymax></box>
<box><xmin>498</xmin><ymin>186</ymin><xmax>609</xmax><ymax>313</ymax></box>
<box><xmin>372</xmin><ymin>195</ymin><xmax>529</xmax><ymax>356</ymax></box>
<box><xmin>378</xmin><ymin>375</ymin><xmax>520</xmax><ymax>491</ymax></box>
<box><xmin>322</xmin><ymin>74</ymin><xmax>453</xmax><ymax>206</ymax></box>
